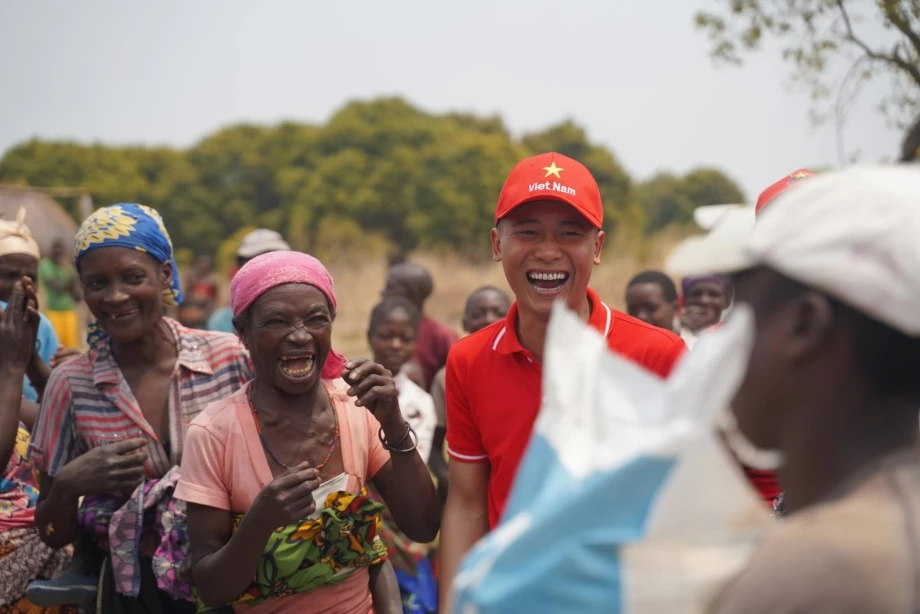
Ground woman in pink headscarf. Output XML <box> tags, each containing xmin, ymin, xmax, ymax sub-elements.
<box><xmin>175</xmin><ymin>251</ymin><xmax>440</xmax><ymax>614</ymax></box>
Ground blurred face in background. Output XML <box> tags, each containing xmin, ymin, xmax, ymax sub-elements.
<box><xmin>368</xmin><ymin>306</ymin><xmax>418</xmax><ymax>376</ymax></box>
<box><xmin>626</xmin><ymin>282</ymin><xmax>676</xmax><ymax>331</ymax></box>
<box><xmin>0</xmin><ymin>253</ymin><xmax>39</xmax><ymax>303</ymax></box>
<box><xmin>682</xmin><ymin>278</ymin><xmax>729</xmax><ymax>331</ymax></box>
<box><xmin>463</xmin><ymin>288</ymin><xmax>511</xmax><ymax>334</ymax></box>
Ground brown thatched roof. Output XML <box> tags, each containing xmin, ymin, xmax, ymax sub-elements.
<box><xmin>0</xmin><ymin>186</ymin><xmax>78</xmax><ymax>257</ymax></box>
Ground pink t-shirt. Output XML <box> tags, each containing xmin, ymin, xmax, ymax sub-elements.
<box><xmin>175</xmin><ymin>379</ymin><xmax>391</xmax><ymax>614</ymax></box>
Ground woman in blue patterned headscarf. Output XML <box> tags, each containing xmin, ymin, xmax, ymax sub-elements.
<box><xmin>73</xmin><ymin>203</ymin><xmax>183</xmax><ymax>347</ymax></box>
<box><xmin>28</xmin><ymin>203</ymin><xmax>252</xmax><ymax>613</ymax></box>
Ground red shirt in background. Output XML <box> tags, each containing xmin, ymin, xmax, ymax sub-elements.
<box><xmin>446</xmin><ymin>288</ymin><xmax>687</xmax><ymax>528</ymax></box>
<box><xmin>698</xmin><ymin>323</ymin><xmax>784</xmax><ymax>509</ymax></box>
<box><xmin>413</xmin><ymin>316</ymin><xmax>458</xmax><ymax>391</ymax></box>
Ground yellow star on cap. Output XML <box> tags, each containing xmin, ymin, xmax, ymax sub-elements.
<box><xmin>790</xmin><ymin>171</ymin><xmax>810</xmax><ymax>179</ymax></box>
<box><xmin>543</xmin><ymin>161</ymin><xmax>564</xmax><ymax>178</ymax></box>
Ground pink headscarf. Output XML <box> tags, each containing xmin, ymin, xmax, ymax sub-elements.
<box><xmin>229</xmin><ymin>250</ymin><xmax>347</xmax><ymax>379</ymax></box>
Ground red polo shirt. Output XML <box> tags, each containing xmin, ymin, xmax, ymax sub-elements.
<box><xmin>445</xmin><ymin>287</ymin><xmax>687</xmax><ymax>528</ymax></box>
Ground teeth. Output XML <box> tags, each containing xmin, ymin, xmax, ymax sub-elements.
<box><xmin>527</xmin><ymin>272</ymin><xmax>568</xmax><ymax>281</ymax></box>
<box><xmin>279</xmin><ymin>357</ymin><xmax>315</xmax><ymax>378</ymax></box>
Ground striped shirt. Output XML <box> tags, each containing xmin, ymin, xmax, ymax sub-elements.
<box><xmin>29</xmin><ymin>318</ymin><xmax>252</xmax><ymax>479</ymax></box>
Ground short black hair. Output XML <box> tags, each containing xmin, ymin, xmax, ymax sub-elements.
<box><xmin>463</xmin><ymin>285</ymin><xmax>511</xmax><ymax>316</ymax></box>
<box><xmin>626</xmin><ymin>270</ymin><xmax>678</xmax><ymax>303</ymax></box>
<box><xmin>387</xmin><ymin>262</ymin><xmax>434</xmax><ymax>302</ymax></box>
<box><xmin>368</xmin><ymin>297</ymin><xmax>421</xmax><ymax>335</ymax></box>
<box><xmin>763</xmin><ymin>272</ymin><xmax>920</xmax><ymax>401</ymax></box>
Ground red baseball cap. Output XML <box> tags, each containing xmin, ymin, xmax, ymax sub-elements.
<box><xmin>755</xmin><ymin>168</ymin><xmax>815</xmax><ymax>215</ymax></box>
<box><xmin>494</xmin><ymin>152</ymin><xmax>603</xmax><ymax>228</ymax></box>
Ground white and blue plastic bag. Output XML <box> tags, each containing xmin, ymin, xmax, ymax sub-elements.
<box><xmin>451</xmin><ymin>303</ymin><xmax>772</xmax><ymax>614</ymax></box>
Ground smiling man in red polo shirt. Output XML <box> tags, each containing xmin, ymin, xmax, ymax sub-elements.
<box><xmin>439</xmin><ymin>152</ymin><xmax>687</xmax><ymax>607</ymax></box>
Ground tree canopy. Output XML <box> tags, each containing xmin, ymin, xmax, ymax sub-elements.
<box><xmin>695</xmin><ymin>0</ymin><xmax>920</xmax><ymax>161</ymax></box>
<box><xmin>0</xmin><ymin>97</ymin><xmax>744</xmax><ymax>260</ymax></box>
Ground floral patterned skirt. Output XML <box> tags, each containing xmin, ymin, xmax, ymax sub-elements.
<box><xmin>0</xmin><ymin>526</ymin><xmax>76</xmax><ymax>613</ymax></box>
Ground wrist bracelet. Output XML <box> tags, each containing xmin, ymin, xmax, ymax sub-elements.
<box><xmin>378</xmin><ymin>423</ymin><xmax>419</xmax><ymax>453</ymax></box>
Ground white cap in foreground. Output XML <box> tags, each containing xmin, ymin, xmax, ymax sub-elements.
<box><xmin>666</xmin><ymin>165</ymin><xmax>920</xmax><ymax>336</ymax></box>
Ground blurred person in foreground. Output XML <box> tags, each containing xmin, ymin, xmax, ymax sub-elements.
<box><xmin>0</xmin><ymin>207</ymin><xmax>77</xmax><ymax>403</ymax></box>
<box><xmin>381</xmin><ymin>262</ymin><xmax>457</xmax><ymax>391</ymax></box>
<box><xmin>669</xmin><ymin>165</ymin><xmax>920</xmax><ymax>614</ymax></box>
<box><xmin>439</xmin><ymin>153</ymin><xmax>686</xmax><ymax>610</ymax></box>
<box><xmin>674</xmin><ymin>169</ymin><xmax>816</xmax><ymax>514</ymax></box>
<box><xmin>39</xmin><ymin>239</ymin><xmax>82</xmax><ymax>350</ymax></box>
<box><xmin>0</xmin><ymin>279</ymin><xmax>75</xmax><ymax>613</ymax></box>
<box><xmin>625</xmin><ymin>270</ymin><xmax>679</xmax><ymax>332</ymax></box>
<box><xmin>207</xmin><ymin>229</ymin><xmax>292</xmax><ymax>334</ymax></box>
<box><xmin>429</xmin><ymin>286</ymin><xmax>511</xmax><ymax>505</ymax></box>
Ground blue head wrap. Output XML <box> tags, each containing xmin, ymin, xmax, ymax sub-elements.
<box><xmin>74</xmin><ymin>203</ymin><xmax>183</xmax><ymax>346</ymax></box>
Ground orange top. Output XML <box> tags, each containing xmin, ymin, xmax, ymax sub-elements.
<box><xmin>175</xmin><ymin>379</ymin><xmax>389</xmax><ymax>614</ymax></box>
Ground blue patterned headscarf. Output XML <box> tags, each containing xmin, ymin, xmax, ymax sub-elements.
<box><xmin>74</xmin><ymin>203</ymin><xmax>183</xmax><ymax>345</ymax></box>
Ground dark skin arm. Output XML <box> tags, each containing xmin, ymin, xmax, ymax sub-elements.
<box><xmin>35</xmin><ymin>437</ymin><xmax>148</xmax><ymax>550</ymax></box>
<box><xmin>368</xmin><ymin>559</ymin><xmax>402</xmax><ymax>614</ymax></box>
<box><xmin>188</xmin><ymin>462</ymin><xmax>320</xmax><ymax>608</ymax></box>
<box><xmin>344</xmin><ymin>358</ymin><xmax>440</xmax><ymax>543</ymax></box>
<box><xmin>16</xmin><ymin>278</ymin><xmax>50</xmax><ymax>399</ymax></box>
<box><xmin>430</xmin><ymin>425</ymin><xmax>450</xmax><ymax>508</ymax></box>
<box><xmin>438</xmin><ymin>460</ymin><xmax>490</xmax><ymax>614</ymax></box>
<box><xmin>187</xmin><ymin>503</ymin><xmax>277</xmax><ymax>607</ymax></box>
<box><xmin>19</xmin><ymin>398</ymin><xmax>39</xmax><ymax>433</ymax></box>
<box><xmin>25</xmin><ymin>357</ymin><xmax>50</xmax><ymax>400</ymax></box>
<box><xmin>0</xmin><ymin>370</ymin><xmax>24</xmax><ymax>473</ymax></box>
<box><xmin>34</xmin><ymin>474</ymin><xmax>81</xmax><ymax>549</ymax></box>
<box><xmin>0</xmin><ymin>281</ymin><xmax>37</xmax><ymax>467</ymax></box>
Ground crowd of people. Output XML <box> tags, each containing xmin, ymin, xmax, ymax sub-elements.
<box><xmin>0</xmin><ymin>150</ymin><xmax>916</xmax><ymax>614</ymax></box>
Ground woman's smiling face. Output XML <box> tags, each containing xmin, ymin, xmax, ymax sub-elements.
<box><xmin>236</xmin><ymin>283</ymin><xmax>333</xmax><ymax>396</ymax></box>
<box><xmin>79</xmin><ymin>247</ymin><xmax>171</xmax><ymax>343</ymax></box>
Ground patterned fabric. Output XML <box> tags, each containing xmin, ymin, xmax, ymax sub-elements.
<box><xmin>0</xmin><ymin>527</ymin><xmax>72</xmax><ymax>609</ymax></box>
<box><xmin>366</xmin><ymin>485</ymin><xmax>433</xmax><ymax>576</ymax></box>
<box><xmin>0</xmin><ymin>425</ymin><xmax>39</xmax><ymax>532</ymax></box>
<box><xmin>78</xmin><ymin>467</ymin><xmax>189</xmax><ymax>601</ymax></box>
<box><xmin>196</xmin><ymin>488</ymin><xmax>387</xmax><ymax>613</ymax></box>
<box><xmin>228</xmin><ymin>251</ymin><xmax>347</xmax><ymax>379</ymax></box>
<box><xmin>29</xmin><ymin>318</ymin><xmax>252</xmax><ymax>481</ymax></box>
<box><xmin>0</xmin><ymin>595</ymin><xmax>77</xmax><ymax>614</ymax></box>
<box><xmin>72</xmin><ymin>203</ymin><xmax>183</xmax><ymax>347</ymax></box>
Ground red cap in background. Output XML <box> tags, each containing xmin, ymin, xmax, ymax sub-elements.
<box><xmin>494</xmin><ymin>152</ymin><xmax>603</xmax><ymax>228</ymax></box>
<box><xmin>755</xmin><ymin>169</ymin><xmax>815</xmax><ymax>216</ymax></box>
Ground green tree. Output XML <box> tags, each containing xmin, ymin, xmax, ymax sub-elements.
<box><xmin>0</xmin><ymin>140</ymin><xmax>150</xmax><ymax>218</ymax></box>
<box><xmin>0</xmin><ymin>96</ymin><xmax>746</xmax><ymax>257</ymax></box>
<box><xmin>635</xmin><ymin>167</ymin><xmax>745</xmax><ymax>232</ymax></box>
<box><xmin>695</xmin><ymin>0</ymin><xmax>920</xmax><ymax>161</ymax></box>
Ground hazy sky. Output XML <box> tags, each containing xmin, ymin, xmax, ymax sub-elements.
<box><xmin>0</xmin><ymin>0</ymin><xmax>901</xmax><ymax>200</ymax></box>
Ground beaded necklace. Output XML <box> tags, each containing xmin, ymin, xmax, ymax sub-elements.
<box><xmin>247</xmin><ymin>384</ymin><xmax>339</xmax><ymax>471</ymax></box>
